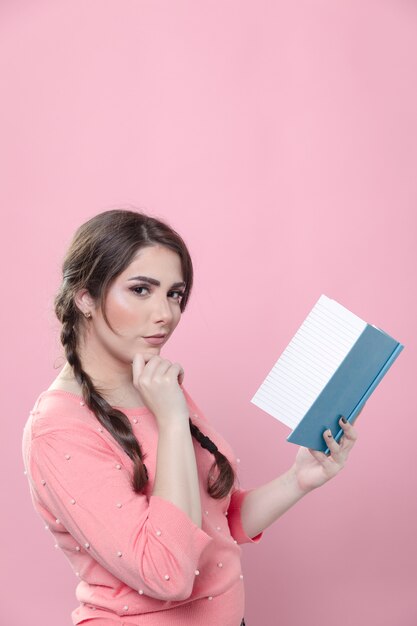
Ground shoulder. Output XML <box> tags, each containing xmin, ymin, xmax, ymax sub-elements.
<box><xmin>24</xmin><ymin>389</ymin><xmax>97</xmax><ymax>440</ymax></box>
<box><xmin>22</xmin><ymin>390</ymin><xmax>128</xmax><ymax>474</ymax></box>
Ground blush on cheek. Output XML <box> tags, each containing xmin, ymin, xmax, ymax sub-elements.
<box><xmin>105</xmin><ymin>291</ymin><xmax>142</xmax><ymax>335</ymax></box>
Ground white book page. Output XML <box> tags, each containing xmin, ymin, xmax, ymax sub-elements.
<box><xmin>250</xmin><ymin>295</ymin><xmax>367</xmax><ymax>429</ymax></box>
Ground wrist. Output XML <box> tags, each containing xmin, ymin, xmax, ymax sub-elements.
<box><xmin>286</xmin><ymin>463</ymin><xmax>315</xmax><ymax>497</ymax></box>
<box><xmin>156</xmin><ymin>414</ymin><xmax>190</xmax><ymax>433</ymax></box>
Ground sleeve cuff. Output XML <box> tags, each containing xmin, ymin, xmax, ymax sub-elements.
<box><xmin>227</xmin><ymin>488</ymin><xmax>264</xmax><ymax>545</ymax></box>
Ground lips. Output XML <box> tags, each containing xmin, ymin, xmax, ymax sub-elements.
<box><xmin>143</xmin><ymin>334</ymin><xmax>167</xmax><ymax>346</ymax></box>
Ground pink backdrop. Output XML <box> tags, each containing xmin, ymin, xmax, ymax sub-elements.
<box><xmin>1</xmin><ymin>1</ymin><xmax>416</xmax><ymax>624</ymax></box>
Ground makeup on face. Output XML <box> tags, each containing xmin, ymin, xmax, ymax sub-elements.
<box><xmin>96</xmin><ymin>246</ymin><xmax>185</xmax><ymax>358</ymax></box>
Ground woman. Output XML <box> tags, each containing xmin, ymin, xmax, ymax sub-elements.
<box><xmin>22</xmin><ymin>209</ymin><xmax>359</xmax><ymax>626</ymax></box>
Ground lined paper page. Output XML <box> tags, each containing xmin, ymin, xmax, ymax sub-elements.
<box><xmin>250</xmin><ymin>295</ymin><xmax>367</xmax><ymax>429</ymax></box>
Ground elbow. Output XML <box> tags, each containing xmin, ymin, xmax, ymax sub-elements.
<box><xmin>138</xmin><ymin>577</ymin><xmax>195</xmax><ymax>602</ymax></box>
<box><xmin>164</xmin><ymin>578</ymin><xmax>195</xmax><ymax>601</ymax></box>
<box><xmin>162</xmin><ymin>582</ymin><xmax>195</xmax><ymax>602</ymax></box>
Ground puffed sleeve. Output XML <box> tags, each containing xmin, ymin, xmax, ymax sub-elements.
<box><xmin>227</xmin><ymin>487</ymin><xmax>264</xmax><ymax>544</ymax></box>
<box><xmin>29</xmin><ymin>424</ymin><xmax>213</xmax><ymax>601</ymax></box>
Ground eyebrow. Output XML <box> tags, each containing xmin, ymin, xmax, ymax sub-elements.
<box><xmin>127</xmin><ymin>275</ymin><xmax>186</xmax><ymax>289</ymax></box>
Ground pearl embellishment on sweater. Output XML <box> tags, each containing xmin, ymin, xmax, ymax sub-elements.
<box><xmin>25</xmin><ymin>394</ymin><xmax>250</xmax><ymax>614</ymax></box>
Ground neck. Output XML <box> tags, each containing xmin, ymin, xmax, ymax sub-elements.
<box><xmin>62</xmin><ymin>335</ymin><xmax>145</xmax><ymax>408</ymax></box>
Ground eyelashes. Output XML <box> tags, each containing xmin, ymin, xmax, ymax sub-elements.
<box><xmin>130</xmin><ymin>285</ymin><xmax>184</xmax><ymax>301</ymax></box>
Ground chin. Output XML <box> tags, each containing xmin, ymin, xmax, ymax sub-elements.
<box><xmin>134</xmin><ymin>345</ymin><xmax>163</xmax><ymax>357</ymax></box>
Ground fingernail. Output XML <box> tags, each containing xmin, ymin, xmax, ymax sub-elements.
<box><xmin>341</xmin><ymin>416</ymin><xmax>347</xmax><ymax>424</ymax></box>
<box><xmin>327</xmin><ymin>430</ymin><xmax>333</xmax><ymax>438</ymax></box>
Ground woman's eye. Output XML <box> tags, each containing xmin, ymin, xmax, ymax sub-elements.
<box><xmin>130</xmin><ymin>286</ymin><xmax>184</xmax><ymax>301</ymax></box>
<box><xmin>131</xmin><ymin>286</ymin><xmax>150</xmax><ymax>296</ymax></box>
<box><xmin>170</xmin><ymin>290</ymin><xmax>185</xmax><ymax>301</ymax></box>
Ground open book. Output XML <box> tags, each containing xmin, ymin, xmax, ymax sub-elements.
<box><xmin>250</xmin><ymin>295</ymin><xmax>404</xmax><ymax>453</ymax></box>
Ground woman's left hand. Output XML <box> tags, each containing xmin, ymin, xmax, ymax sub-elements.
<box><xmin>293</xmin><ymin>410</ymin><xmax>362</xmax><ymax>493</ymax></box>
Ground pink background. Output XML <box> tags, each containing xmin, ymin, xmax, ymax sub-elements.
<box><xmin>1</xmin><ymin>1</ymin><xmax>416</xmax><ymax>624</ymax></box>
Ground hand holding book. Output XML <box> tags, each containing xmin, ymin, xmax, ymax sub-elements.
<box><xmin>292</xmin><ymin>414</ymin><xmax>359</xmax><ymax>493</ymax></box>
<box><xmin>237</xmin><ymin>410</ymin><xmax>364</xmax><ymax>537</ymax></box>
<box><xmin>234</xmin><ymin>299</ymin><xmax>402</xmax><ymax>537</ymax></box>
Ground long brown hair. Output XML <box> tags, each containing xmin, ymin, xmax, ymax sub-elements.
<box><xmin>54</xmin><ymin>209</ymin><xmax>235</xmax><ymax>499</ymax></box>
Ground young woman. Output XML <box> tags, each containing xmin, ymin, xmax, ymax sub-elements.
<box><xmin>22</xmin><ymin>209</ymin><xmax>359</xmax><ymax>626</ymax></box>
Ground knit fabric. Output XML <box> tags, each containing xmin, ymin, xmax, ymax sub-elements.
<box><xmin>22</xmin><ymin>385</ymin><xmax>263</xmax><ymax>626</ymax></box>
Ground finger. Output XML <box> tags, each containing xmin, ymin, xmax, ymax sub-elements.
<box><xmin>133</xmin><ymin>355</ymin><xmax>166</xmax><ymax>387</ymax></box>
<box><xmin>323</xmin><ymin>429</ymin><xmax>342</xmax><ymax>459</ymax></box>
<box><xmin>166</xmin><ymin>362</ymin><xmax>185</xmax><ymax>385</ymax></box>
<box><xmin>308</xmin><ymin>448</ymin><xmax>329</xmax><ymax>465</ymax></box>
<box><xmin>131</xmin><ymin>351</ymin><xmax>156</xmax><ymax>369</ymax></box>
<box><xmin>132</xmin><ymin>353</ymin><xmax>146</xmax><ymax>382</ymax></box>
<box><xmin>142</xmin><ymin>355</ymin><xmax>169</xmax><ymax>378</ymax></box>
<box><xmin>338</xmin><ymin>416</ymin><xmax>358</xmax><ymax>449</ymax></box>
<box><xmin>174</xmin><ymin>364</ymin><xmax>185</xmax><ymax>386</ymax></box>
<box><xmin>132</xmin><ymin>352</ymin><xmax>162</xmax><ymax>385</ymax></box>
<box><xmin>307</xmin><ymin>447</ymin><xmax>337</xmax><ymax>473</ymax></box>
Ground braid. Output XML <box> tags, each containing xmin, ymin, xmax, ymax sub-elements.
<box><xmin>189</xmin><ymin>419</ymin><xmax>235</xmax><ymax>499</ymax></box>
<box><xmin>60</xmin><ymin>309</ymin><xmax>149</xmax><ymax>493</ymax></box>
<box><xmin>54</xmin><ymin>208</ymin><xmax>237</xmax><ymax>500</ymax></box>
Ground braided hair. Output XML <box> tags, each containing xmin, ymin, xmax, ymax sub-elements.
<box><xmin>54</xmin><ymin>209</ymin><xmax>235</xmax><ymax>499</ymax></box>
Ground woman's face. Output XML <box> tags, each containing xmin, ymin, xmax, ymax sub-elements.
<box><xmin>79</xmin><ymin>244</ymin><xmax>185</xmax><ymax>365</ymax></box>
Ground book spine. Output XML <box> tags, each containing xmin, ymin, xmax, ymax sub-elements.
<box><xmin>287</xmin><ymin>324</ymin><xmax>403</xmax><ymax>452</ymax></box>
<box><xmin>328</xmin><ymin>341</ymin><xmax>404</xmax><ymax>452</ymax></box>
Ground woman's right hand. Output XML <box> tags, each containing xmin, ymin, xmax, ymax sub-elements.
<box><xmin>132</xmin><ymin>353</ymin><xmax>190</xmax><ymax>428</ymax></box>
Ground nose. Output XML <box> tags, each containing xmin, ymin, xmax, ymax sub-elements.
<box><xmin>152</xmin><ymin>293</ymin><xmax>174</xmax><ymax>325</ymax></box>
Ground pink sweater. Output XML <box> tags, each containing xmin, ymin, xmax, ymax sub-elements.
<box><xmin>22</xmin><ymin>386</ymin><xmax>263</xmax><ymax>626</ymax></box>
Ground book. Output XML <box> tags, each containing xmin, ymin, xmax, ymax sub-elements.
<box><xmin>250</xmin><ymin>295</ymin><xmax>404</xmax><ymax>453</ymax></box>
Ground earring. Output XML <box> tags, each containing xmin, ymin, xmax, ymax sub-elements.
<box><xmin>84</xmin><ymin>312</ymin><xmax>92</xmax><ymax>319</ymax></box>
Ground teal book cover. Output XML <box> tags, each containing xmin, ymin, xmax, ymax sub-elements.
<box><xmin>250</xmin><ymin>295</ymin><xmax>404</xmax><ymax>453</ymax></box>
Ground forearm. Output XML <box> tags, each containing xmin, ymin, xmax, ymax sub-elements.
<box><xmin>152</xmin><ymin>422</ymin><xmax>202</xmax><ymax>528</ymax></box>
<box><xmin>240</xmin><ymin>465</ymin><xmax>310</xmax><ymax>538</ymax></box>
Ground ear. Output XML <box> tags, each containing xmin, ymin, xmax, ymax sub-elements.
<box><xmin>74</xmin><ymin>288</ymin><xmax>96</xmax><ymax>317</ymax></box>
